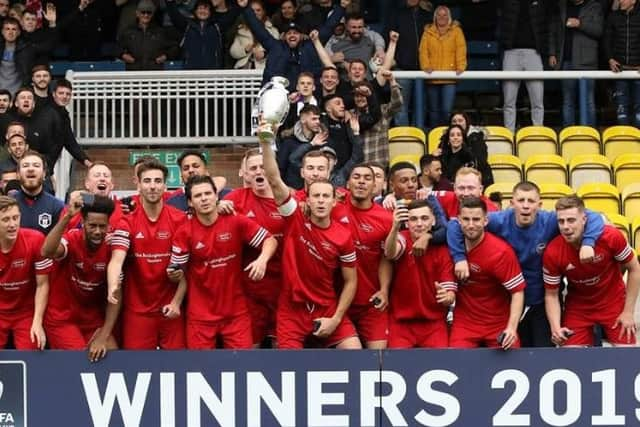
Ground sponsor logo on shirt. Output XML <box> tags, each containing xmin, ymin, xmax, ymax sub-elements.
<box><xmin>75</xmin><ymin>262</ymin><xmax>84</xmax><ymax>269</ymax></box>
<box><xmin>469</xmin><ymin>263</ymin><xmax>481</xmax><ymax>273</ymax></box>
<box><xmin>156</xmin><ymin>231</ymin><xmax>170</xmax><ymax>240</ymax></box>
<box><xmin>566</xmin><ymin>263</ymin><xmax>575</xmax><ymax>271</ymax></box>
<box><xmin>359</xmin><ymin>223</ymin><xmax>373</xmax><ymax>233</ymax></box>
<box><xmin>593</xmin><ymin>253</ymin><xmax>604</xmax><ymax>263</ymax></box>
<box><xmin>10</xmin><ymin>259</ymin><xmax>25</xmax><ymax>269</ymax></box>
<box><xmin>340</xmin><ymin>216</ymin><xmax>350</xmax><ymax>224</ymax></box>
<box><xmin>195</xmin><ymin>242</ymin><xmax>205</xmax><ymax>249</ymax></box>
<box><xmin>135</xmin><ymin>232</ymin><xmax>145</xmax><ymax>239</ymax></box>
<box><xmin>38</xmin><ymin>213</ymin><xmax>52</xmax><ymax>229</ymax></box>
<box><xmin>247</xmin><ymin>211</ymin><xmax>256</xmax><ymax>218</ymax></box>
<box><xmin>574</xmin><ymin>275</ymin><xmax>601</xmax><ymax>286</ymax></box>
<box><xmin>93</xmin><ymin>262</ymin><xmax>106</xmax><ymax>271</ymax></box>
<box><xmin>269</xmin><ymin>212</ymin><xmax>283</xmax><ymax>219</ymax></box>
<box><xmin>321</xmin><ymin>241</ymin><xmax>333</xmax><ymax>250</ymax></box>
<box><xmin>216</xmin><ymin>233</ymin><xmax>232</xmax><ymax>242</ymax></box>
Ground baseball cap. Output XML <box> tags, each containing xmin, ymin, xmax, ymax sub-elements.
<box><xmin>137</xmin><ymin>0</ymin><xmax>156</xmax><ymax>13</ymax></box>
<box><xmin>285</xmin><ymin>21</ymin><xmax>303</xmax><ymax>33</ymax></box>
<box><xmin>319</xmin><ymin>146</ymin><xmax>337</xmax><ymax>159</ymax></box>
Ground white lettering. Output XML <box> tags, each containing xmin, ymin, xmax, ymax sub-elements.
<box><xmin>186</xmin><ymin>372</ymin><xmax>235</xmax><ymax>427</ymax></box>
<box><xmin>160</xmin><ymin>372</ymin><xmax>175</xmax><ymax>427</ymax></box>
<box><xmin>539</xmin><ymin>370</ymin><xmax>581</xmax><ymax>426</ymax></box>
<box><xmin>246</xmin><ymin>372</ymin><xmax>295</xmax><ymax>427</ymax></box>
<box><xmin>634</xmin><ymin>373</ymin><xmax>640</xmax><ymax>421</ymax></box>
<box><xmin>491</xmin><ymin>369</ymin><xmax>531</xmax><ymax>426</ymax></box>
<box><xmin>81</xmin><ymin>372</ymin><xmax>150</xmax><ymax>427</ymax></box>
<box><xmin>592</xmin><ymin>369</ymin><xmax>624</xmax><ymax>425</ymax></box>
<box><xmin>360</xmin><ymin>370</ymin><xmax>407</xmax><ymax>426</ymax></box>
<box><xmin>307</xmin><ymin>371</ymin><xmax>349</xmax><ymax>427</ymax></box>
<box><xmin>415</xmin><ymin>370</ymin><xmax>460</xmax><ymax>426</ymax></box>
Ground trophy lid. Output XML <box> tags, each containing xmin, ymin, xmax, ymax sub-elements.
<box><xmin>270</xmin><ymin>76</ymin><xmax>290</xmax><ymax>88</ymax></box>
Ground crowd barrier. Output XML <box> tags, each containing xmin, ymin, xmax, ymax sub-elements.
<box><xmin>0</xmin><ymin>348</ymin><xmax>638</xmax><ymax>426</ymax></box>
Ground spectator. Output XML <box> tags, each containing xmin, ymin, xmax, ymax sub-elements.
<box><xmin>549</xmin><ymin>0</ymin><xmax>604</xmax><ymax>127</ymax></box>
<box><xmin>117</xmin><ymin>0</ymin><xmax>179</xmax><ymax>71</ymax></box>
<box><xmin>439</xmin><ymin>124</ymin><xmax>493</xmax><ymax>189</ymax></box>
<box><xmin>30</xmin><ymin>64</ymin><xmax>51</xmax><ymax>109</ymax></box>
<box><xmin>0</xmin><ymin>167</ymin><xmax>16</xmax><ymax>193</ymax></box>
<box><xmin>270</xmin><ymin>0</ymin><xmax>298</xmax><ymax>33</ymax></box>
<box><xmin>419</xmin><ymin>5</ymin><xmax>467</xmax><ymax>127</ymax></box>
<box><xmin>8</xmin><ymin>4</ymin><xmax>25</xmax><ymax>22</ymax></box>
<box><xmin>229</xmin><ymin>0</ymin><xmax>279</xmax><ymax>70</ymax></box>
<box><xmin>388</xmin><ymin>0</ymin><xmax>432</xmax><ymax>125</ymax></box>
<box><xmin>19</xmin><ymin>4</ymin><xmax>58</xmax><ymax>65</ymax></box>
<box><xmin>57</xmin><ymin>0</ymin><xmax>117</xmax><ymax>61</ymax></box>
<box><xmin>603</xmin><ymin>0</ymin><xmax>640</xmax><ymax>127</ymax></box>
<box><xmin>500</xmin><ymin>0</ymin><xmax>550</xmax><ymax>132</ymax></box>
<box><xmin>418</xmin><ymin>153</ymin><xmax>453</xmax><ymax>191</ymax></box>
<box><xmin>323</xmin><ymin>93</ymin><xmax>360</xmax><ymax>171</ymax></box>
<box><xmin>325</xmin><ymin>12</ymin><xmax>385</xmax><ymax>74</ymax></box>
<box><xmin>281</xmin><ymin>72</ymin><xmax>319</xmax><ymax>131</ymax></box>
<box><xmin>369</xmin><ymin>161</ymin><xmax>386</xmax><ymax>199</ymax></box>
<box><xmin>314</xmin><ymin>66</ymin><xmax>352</xmax><ymax>100</ymax></box>
<box><xmin>350</xmin><ymin>81</ymin><xmax>381</xmax><ymax>130</ymax></box>
<box><xmin>0</xmin><ymin>133</ymin><xmax>28</xmax><ymax>174</ymax></box>
<box><xmin>298</xmin><ymin>0</ymin><xmax>336</xmax><ymax>32</ymax></box>
<box><xmin>0</xmin><ymin>89</ymin><xmax>11</xmax><ymax>113</ymax></box>
<box><xmin>0</xmin><ymin>0</ymin><xmax>8</xmax><ymax>18</ymax></box>
<box><xmin>238</xmin><ymin>0</ymin><xmax>347</xmax><ymax>88</ymax></box>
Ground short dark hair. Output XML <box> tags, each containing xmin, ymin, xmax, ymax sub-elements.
<box><xmin>388</xmin><ymin>162</ymin><xmax>416</xmax><ymax>180</ymax></box>
<box><xmin>54</xmin><ymin>78</ymin><xmax>72</xmax><ymax>91</ymax></box>
<box><xmin>0</xmin><ymin>89</ymin><xmax>11</xmax><ymax>100</ymax></box>
<box><xmin>136</xmin><ymin>158</ymin><xmax>168</xmax><ymax>180</ymax></box>
<box><xmin>367</xmin><ymin>161</ymin><xmax>387</xmax><ymax>174</ymax></box>
<box><xmin>185</xmin><ymin>174</ymin><xmax>217</xmax><ymax>200</ymax></box>
<box><xmin>0</xmin><ymin>167</ymin><xmax>17</xmax><ymax>176</ymax></box>
<box><xmin>419</xmin><ymin>154</ymin><xmax>441</xmax><ymax>171</ymax></box>
<box><xmin>459</xmin><ymin>196</ymin><xmax>487</xmax><ymax>214</ymax></box>
<box><xmin>321</xmin><ymin>66</ymin><xmax>338</xmax><ymax>76</ymax></box>
<box><xmin>346</xmin><ymin>12</ymin><xmax>364</xmax><ymax>22</ymax></box>
<box><xmin>407</xmin><ymin>198</ymin><xmax>434</xmax><ymax>214</ymax></box>
<box><xmin>133</xmin><ymin>154</ymin><xmax>156</xmax><ymax>168</ymax></box>
<box><xmin>81</xmin><ymin>195</ymin><xmax>115</xmax><ymax>219</ymax></box>
<box><xmin>300</xmin><ymin>104</ymin><xmax>321</xmax><ymax>116</ymax></box>
<box><xmin>349</xmin><ymin>59</ymin><xmax>368</xmax><ymax>70</ymax></box>
<box><xmin>2</xmin><ymin>17</ymin><xmax>20</xmax><ymax>29</ymax></box>
<box><xmin>512</xmin><ymin>181</ymin><xmax>540</xmax><ymax>195</ymax></box>
<box><xmin>322</xmin><ymin>93</ymin><xmax>343</xmax><ymax>108</ymax></box>
<box><xmin>177</xmin><ymin>150</ymin><xmax>207</xmax><ymax>167</ymax></box>
<box><xmin>348</xmin><ymin>163</ymin><xmax>375</xmax><ymax>179</ymax></box>
<box><xmin>31</xmin><ymin>64</ymin><xmax>49</xmax><ymax>75</ymax></box>
<box><xmin>13</xmin><ymin>86</ymin><xmax>34</xmax><ymax>100</ymax></box>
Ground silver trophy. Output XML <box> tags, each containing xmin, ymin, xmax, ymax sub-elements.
<box><xmin>253</xmin><ymin>76</ymin><xmax>290</xmax><ymax>141</ymax></box>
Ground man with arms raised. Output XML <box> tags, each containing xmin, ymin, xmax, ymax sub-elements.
<box><xmin>0</xmin><ymin>195</ymin><xmax>51</xmax><ymax>349</ymax></box>
<box><xmin>385</xmin><ymin>199</ymin><xmax>456</xmax><ymax>348</ymax></box>
<box><xmin>258</xmin><ymin>121</ymin><xmax>361</xmax><ymax>349</ymax></box>
<box><xmin>544</xmin><ymin>195</ymin><xmax>640</xmax><ymax>347</ymax></box>
<box><xmin>449</xmin><ymin>197</ymin><xmax>525</xmax><ymax>349</ymax></box>
<box><xmin>107</xmin><ymin>158</ymin><xmax>187</xmax><ymax>349</ymax></box>
<box><xmin>41</xmin><ymin>192</ymin><xmax>119</xmax><ymax>360</ymax></box>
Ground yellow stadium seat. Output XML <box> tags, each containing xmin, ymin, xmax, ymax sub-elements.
<box><xmin>577</xmin><ymin>183</ymin><xmax>621</xmax><ymax>215</ymax></box>
<box><xmin>605</xmin><ymin>213</ymin><xmax>630</xmax><ymax>242</ymax></box>
<box><xmin>488</xmin><ymin>154</ymin><xmax>523</xmax><ymax>183</ymax></box>
<box><xmin>485</xmin><ymin>126</ymin><xmax>515</xmax><ymax>155</ymax></box>
<box><xmin>569</xmin><ymin>154</ymin><xmax>612</xmax><ymax>190</ymax></box>
<box><xmin>524</xmin><ymin>154</ymin><xmax>567</xmax><ymax>185</ymax></box>
<box><xmin>516</xmin><ymin>126</ymin><xmax>558</xmax><ymax>162</ymax></box>
<box><xmin>613</xmin><ymin>153</ymin><xmax>640</xmax><ymax>192</ymax></box>
<box><xmin>484</xmin><ymin>182</ymin><xmax>515</xmax><ymax>209</ymax></box>
<box><xmin>633</xmin><ymin>217</ymin><xmax>640</xmax><ymax>254</ymax></box>
<box><xmin>428</xmin><ymin>126</ymin><xmax>447</xmax><ymax>154</ymax></box>
<box><xmin>538</xmin><ymin>183</ymin><xmax>574</xmax><ymax>210</ymax></box>
<box><xmin>388</xmin><ymin>127</ymin><xmax>426</xmax><ymax>161</ymax></box>
<box><xmin>559</xmin><ymin>126</ymin><xmax>601</xmax><ymax>161</ymax></box>
<box><xmin>602</xmin><ymin>125</ymin><xmax>640</xmax><ymax>162</ymax></box>
<box><xmin>390</xmin><ymin>154</ymin><xmax>421</xmax><ymax>171</ymax></box>
<box><xmin>622</xmin><ymin>183</ymin><xmax>640</xmax><ymax>219</ymax></box>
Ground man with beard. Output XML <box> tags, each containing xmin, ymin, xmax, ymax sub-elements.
<box><xmin>171</xmin><ymin>175</ymin><xmax>277</xmax><ymax>349</ymax></box>
<box><xmin>325</xmin><ymin>13</ymin><xmax>384</xmax><ymax>70</ymax></box>
<box><xmin>107</xmin><ymin>158</ymin><xmax>187</xmax><ymax>349</ymax></box>
<box><xmin>0</xmin><ymin>89</ymin><xmax>11</xmax><ymax>114</ymax></box>
<box><xmin>0</xmin><ymin>195</ymin><xmax>51</xmax><ymax>350</ymax></box>
<box><xmin>0</xmin><ymin>132</ymin><xmax>28</xmax><ymax>175</ymax></box>
<box><xmin>31</xmin><ymin>64</ymin><xmax>51</xmax><ymax>109</ymax></box>
<box><xmin>419</xmin><ymin>154</ymin><xmax>453</xmax><ymax>192</ymax></box>
<box><xmin>13</xmin><ymin>150</ymin><xmax>64</xmax><ymax>235</ymax></box>
<box><xmin>41</xmin><ymin>193</ymin><xmax>120</xmax><ymax>360</ymax></box>
<box><xmin>224</xmin><ymin>148</ymin><xmax>285</xmax><ymax>346</ymax></box>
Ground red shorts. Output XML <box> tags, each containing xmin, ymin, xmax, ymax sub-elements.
<box><xmin>186</xmin><ymin>313</ymin><xmax>253</xmax><ymax>349</ymax></box>
<box><xmin>122</xmin><ymin>310</ymin><xmax>185</xmax><ymax>350</ymax></box>
<box><xmin>388</xmin><ymin>317</ymin><xmax>448</xmax><ymax>348</ymax></box>
<box><xmin>245</xmin><ymin>289</ymin><xmax>278</xmax><ymax>345</ymax></box>
<box><xmin>0</xmin><ymin>310</ymin><xmax>38</xmax><ymax>350</ymax></box>
<box><xmin>45</xmin><ymin>319</ymin><xmax>101</xmax><ymax>349</ymax></box>
<box><xmin>277</xmin><ymin>299</ymin><xmax>358</xmax><ymax>349</ymax></box>
<box><xmin>563</xmin><ymin>304</ymin><xmax>637</xmax><ymax>346</ymax></box>
<box><xmin>449</xmin><ymin>321</ymin><xmax>520</xmax><ymax>349</ymax></box>
<box><xmin>348</xmin><ymin>304</ymin><xmax>389</xmax><ymax>344</ymax></box>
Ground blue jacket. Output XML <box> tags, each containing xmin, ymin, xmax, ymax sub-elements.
<box><xmin>242</xmin><ymin>4</ymin><xmax>345</xmax><ymax>88</ymax></box>
<box><xmin>447</xmin><ymin>208</ymin><xmax>604</xmax><ymax>306</ymax></box>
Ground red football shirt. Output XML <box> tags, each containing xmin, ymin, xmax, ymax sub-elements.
<box><xmin>543</xmin><ymin>225</ymin><xmax>634</xmax><ymax>315</ymax></box>
<box><xmin>111</xmin><ymin>204</ymin><xmax>187</xmax><ymax>314</ymax></box>
<box><xmin>456</xmin><ymin>232</ymin><xmax>526</xmax><ymax>328</ymax></box>
<box><xmin>278</xmin><ymin>197</ymin><xmax>357</xmax><ymax>306</ymax></box>
<box><xmin>47</xmin><ymin>229</ymin><xmax>111</xmax><ymax>325</ymax></box>
<box><xmin>390</xmin><ymin>231</ymin><xmax>457</xmax><ymax>320</ymax></box>
<box><xmin>171</xmin><ymin>214</ymin><xmax>270</xmax><ymax>321</ymax></box>
<box><xmin>336</xmin><ymin>201</ymin><xmax>393</xmax><ymax>306</ymax></box>
<box><xmin>432</xmin><ymin>191</ymin><xmax>498</xmax><ymax>219</ymax></box>
<box><xmin>0</xmin><ymin>229</ymin><xmax>53</xmax><ymax>314</ymax></box>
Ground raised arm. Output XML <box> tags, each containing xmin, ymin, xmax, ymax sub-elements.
<box><xmin>239</xmin><ymin>0</ymin><xmax>280</xmax><ymax>52</ymax></box>
<box><xmin>41</xmin><ymin>192</ymin><xmax>82</xmax><ymax>258</ymax></box>
<box><xmin>375</xmin><ymin>31</ymin><xmax>398</xmax><ymax>87</ymax></box>
<box><xmin>384</xmin><ymin>206</ymin><xmax>407</xmax><ymax>259</ymax></box>
<box><xmin>258</xmin><ymin>122</ymin><xmax>293</xmax><ymax>205</ymax></box>
<box><xmin>310</xmin><ymin>29</ymin><xmax>336</xmax><ymax>68</ymax></box>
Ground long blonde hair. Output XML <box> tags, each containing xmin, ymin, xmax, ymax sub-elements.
<box><xmin>433</xmin><ymin>5</ymin><xmax>452</xmax><ymax>27</ymax></box>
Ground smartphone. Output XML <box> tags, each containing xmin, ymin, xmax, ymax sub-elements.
<box><xmin>81</xmin><ymin>193</ymin><xmax>95</xmax><ymax>207</ymax></box>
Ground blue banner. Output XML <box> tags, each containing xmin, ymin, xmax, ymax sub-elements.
<box><xmin>0</xmin><ymin>348</ymin><xmax>638</xmax><ymax>426</ymax></box>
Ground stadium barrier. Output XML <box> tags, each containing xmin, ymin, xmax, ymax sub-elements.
<box><xmin>0</xmin><ymin>348</ymin><xmax>638</xmax><ymax>426</ymax></box>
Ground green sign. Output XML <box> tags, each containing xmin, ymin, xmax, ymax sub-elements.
<box><xmin>129</xmin><ymin>151</ymin><xmax>210</xmax><ymax>188</ymax></box>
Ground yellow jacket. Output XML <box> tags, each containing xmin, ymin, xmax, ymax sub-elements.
<box><xmin>419</xmin><ymin>21</ymin><xmax>467</xmax><ymax>84</ymax></box>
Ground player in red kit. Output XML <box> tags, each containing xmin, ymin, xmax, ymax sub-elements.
<box><xmin>384</xmin><ymin>199</ymin><xmax>457</xmax><ymax>348</ymax></box>
<box><xmin>449</xmin><ymin>197</ymin><xmax>525</xmax><ymax>350</ymax></box>
<box><xmin>0</xmin><ymin>196</ymin><xmax>51</xmax><ymax>350</ymax></box>
<box><xmin>41</xmin><ymin>192</ymin><xmax>119</xmax><ymax>361</ymax></box>
<box><xmin>224</xmin><ymin>148</ymin><xmax>285</xmax><ymax>346</ymax></box>
<box><xmin>258</xmin><ymin>122</ymin><xmax>361</xmax><ymax>349</ymax></box>
<box><xmin>543</xmin><ymin>195</ymin><xmax>640</xmax><ymax>347</ymax></box>
<box><xmin>171</xmin><ymin>175</ymin><xmax>278</xmax><ymax>349</ymax></box>
<box><xmin>107</xmin><ymin>159</ymin><xmax>187</xmax><ymax>349</ymax></box>
<box><xmin>340</xmin><ymin>163</ymin><xmax>393</xmax><ymax>348</ymax></box>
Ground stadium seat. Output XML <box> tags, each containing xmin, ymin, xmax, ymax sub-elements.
<box><xmin>516</xmin><ymin>126</ymin><xmax>558</xmax><ymax>162</ymax></box>
<box><xmin>633</xmin><ymin>217</ymin><xmax>640</xmax><ymax>254</ymax></box>
<box><xmin>524</xmin><ymin>154</ymin><xmax>567</xmax><ymax>185</ymax></box>
<box><xmin>484</xmin><ymin>126</ymin><xmax>514</xmax><ymax>155</ymax></box>
<box><xmin>569</xmin><ymin>154</ymin><xmax>612</xmax><ymax>190</ymax></box>
<box><xmin>602</xmin><ymin>125</ymin><xmax>640</xmax><ymax>162</ymax></box>
<box><xmin>487</xmin><ymin>154</ymin><xmax>522</xmax><ymax>183</ymax></box>
<box><xmin>622</xmin><ymin>183</ymin><xmax>640</xmax><ymax>219</ymax></box>
<box><xmin>390</xmin><ymin>154</ymin><xmax>421</xmax><ymax>171</ymax></box>
<box><xmin>388</xmin><ymin>127</ymin><xmax>426</xmax><ymax>161</ymax></box>
<box><xmin>538</xmin><ymin>183</ymin><xmax>573</xmax><ymax>210</ymax></box>
<box><xmin>559</xmin><ymin>126</ymin><xmax>601</xmax><ymax>161</ymax></box>
<box><xmin>428</xmin><ymin>126</ymin><xmax>447</xmax><ymax>154</ymax></box>
<box><xmin>606</xmin><ymin>213</ymin><xmax>631</xmax><ymax>242</ymax></box>
<box><xmin>577</xmin><ymin>183</ymin><xmax>621</xmax><ymax>215</ymax></box>
<box><xmin>484</xmin><ymin>182</ymin><xmax>514</xmax><ymax>209</ymax></box>
<box><xmin>613</xmin><ymin>153</ymin><xmax>640</xmax><ymax>192</ymax></box>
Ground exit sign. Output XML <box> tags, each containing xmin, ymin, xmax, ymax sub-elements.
<box><xmin>128</xmin><ymin>151</ymin><xmax>210</xmax><ymax>188</ymax></box>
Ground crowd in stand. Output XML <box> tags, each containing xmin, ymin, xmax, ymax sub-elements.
<box><xmin>0</xmin><ymin>0</ymin><xmax>637</xmax><ymax>357</ymax></box>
